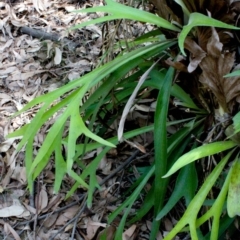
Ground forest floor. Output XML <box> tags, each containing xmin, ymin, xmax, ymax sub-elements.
<box><xmin>0</xmin><ymin>0</ymin><xmax>166</xmax><ymax>239</ymax></box>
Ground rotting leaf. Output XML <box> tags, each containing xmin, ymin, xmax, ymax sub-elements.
<box><xmin>43</xmin><ymin>213</ymin><xmax>59</xmax><ymax>229</ymax></box>
<box><xmin>36</xmin><ymin>185</ymin><xmax>48</xmax><ymax>212</ymax></box>
<box><xmin>3</xmin><ymin>222</ymin><xmax>21</xmax><ymax>240</ymax></box>
<box><xmin>123</xmin><ymin>224</ymin><xmax>137</xmax><ymax>240</ymax></box>
<box><xmin>184</xmin><ymin>38</ymin><xmax>206</xmax><ymax>73</ymax></box>
<box><xmin>0</xmin><ymin>205</ymin><xmax>25</xmax><ymax>217</ymax></box>
<box><xmin>55</xmin><ymin>205</ymin><xmax>79</xmax><ymax>225</ymax></box>
<box><xmin>165</xmin><ymin>58</ymin><xmax>188</xmax><ymax>72</ymax></box>
<box><xmin>199</xmin><ymin>27</ymin><xmax>240</xmax><ymax>113</ymax></box>
<box><xmin>86</xmin><ymin>218</ymin><xmax>107</xmax><ymax>239</ymax></box>
<box><xmin>96</xmin><ymin>225</ymin><xmax>116</xmax><ymax>240</ymax></box>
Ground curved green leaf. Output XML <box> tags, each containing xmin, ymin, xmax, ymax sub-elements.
<box><xmin>71</xmin><ymin>0</ymin><xmax>180</xmax><ymax>32</ymax></box>
<box><xmin>179</xmin><ymin>12</ymin><xmax>240</xmax><ymax>56</ymax></box>
<box><xmin>157</xmin><ymin>163</ymin><xmax>197</xmax><ymax>220</ymax></box>
<box><xmin>163</xmin><ymin>141</ymin><xmax>237</xmax><ymax>178</ymax></box>
<box><xmin>227</xmin><ymin>158</ymin><xmax>240</xmax><ymax>217</ymax></box>
<box><xmin>224</xmin><ymin>70</ymin><xmax>240</xmax><ymax>78</ymax></box>
<box><xmin>162</xmin><ymin>151</ymin><xmax>232</xmax><ymax>239</ymax></box>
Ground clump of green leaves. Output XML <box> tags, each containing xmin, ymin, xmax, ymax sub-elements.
<box><xmin>8</xmin><ymin>0</ymin><xmax>240</xmax><ymax>239</ymax></box>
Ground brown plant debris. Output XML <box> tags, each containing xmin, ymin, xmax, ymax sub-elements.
<box><xmin>0</xmin><ymin>0</ymin><xmax>157</xmax><ymax>239</ymax></box>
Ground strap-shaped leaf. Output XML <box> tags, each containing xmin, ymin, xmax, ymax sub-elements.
<box><xmin>71</xmin><ymin>0</ymin><xmax>180</xmax><ymax>32</ymax></box>
<box><xmin>227</xmin><ymin>158</ymin><xmax>240</xmax><ymax>217</ymax></box>
<box><xmin>161</xmin><ymin>151</ymin><xmax>233</xmax><ymax>239</ymax></box>
<box><xmin>179</xmin><ymin>12</ymin><xmax>240</xmax><ymax>56</ymax></box>
<box><xmin>163</xmin><ymin>141</ymin><xmax>237</xmax><ymax>178</ymax></box>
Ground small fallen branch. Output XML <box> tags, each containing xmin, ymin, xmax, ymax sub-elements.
<box><xmin>20</xmin><ymin>26</ymin><xmax>79</xmax><ymax>50</ymax></box>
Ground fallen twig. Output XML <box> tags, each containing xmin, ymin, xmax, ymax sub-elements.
<box><xmin>20</xmin><ymin>26</ymin><xmax>79</xmax><ymax>51</ymax></box>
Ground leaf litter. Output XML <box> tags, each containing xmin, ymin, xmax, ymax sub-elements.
<box><xmin>0</xmin><ymin>0</ymin><xmax>158</xmax><ymax>239</ymax></box>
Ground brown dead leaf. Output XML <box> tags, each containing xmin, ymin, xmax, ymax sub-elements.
<box><xmin>4</xmin><ymin>221</ymin><xmax>21</xmax><ymax>240</ymax></box>
<box><xmin>55</xmin><ymin>205</ymin><xmax>79</xmax><ymax>225</ymax></box>
<box><xmin>98</xmin><ymin>154</ymin><xmax>112</xmax><ymax>175</ymax></box>
<box><xmin>184</xmin><ymin>38</ymin><xmax>206</xmax><ymax>73</ymax></box>
<box><xmin>165</xmin><ymin>58</ymin><xmax>188</xmax><ymax>72</ymax></box>
<box><xmin>42</xmin><ymin>194</ymin><xmax>62</xmax><ymax>213</ymax></box>
<box><xmin>199</xmin><ymin>27</ymin><xmax>240</xmax><ymax>112</ymax></box>
<box><xmin>43</xmin><ymin>212</ymin><xmax>59</xmax><ymax>229</ymax></box>
<box><xmin>2</xmin><ymin>167</ymin><xmax>14</xmax><ymax>189</ymax></box>
<box><xmin>164</xmin><ymin>218</ymin><xmax>173</xmax><ymax>231</ymax></box>
<box><xmin>146</xmin><ymin>220</ymin><xmax>163</xmax><ymax>239</ymax></box>
<box><xmin>0</xmin><ymin>205</ymin><xmax>25</xmax><ymax>217</ymax></box>
<box><xmin>10</xmin><ymin>70</ymin><xmax>45</xmax><ymax>81</ymax></box>
<box><xmin>0</xmin><ymin>139</ymin><xmax>15</xmax><ymax>152</ymax></box>
<box><xmin>123</xmin><ymin>224</ymin><xmax>137</xmax><ymax>240</ymax></box>
<box><xmin>124</xmin><ymin>139</ymin><xmax>146</xmax><ymax>153</ymax></box>
<box><xmin>22</xmin><ymin>203</ymin><xmax>36</xmax><ymax>214</ymax></box>
<box><xmin>11</xmin><ymin>165</ymin><xmax>26</xmax><ymax>184</ymax></box>
<box><xmin>96</xmin><ymin>225</ymin><xmax>116</xmax><ymax>240</ymax></box>
<box><xmin>36</xmin><ymin>185</ymin><xmax>48</xmax><ymax>212</ymax></box>
<box><xmin>148</xmin><ymin>0</ymin><xmax>181</xmax><ymax>24</ymax></box>
<box><xmin>86</xmin><ymin>217</ymin><xmax>107</xmax><ymax>239</ymax></box>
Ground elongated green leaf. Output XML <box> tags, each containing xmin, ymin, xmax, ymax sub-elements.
<box><xmin>227</xmin><ymin>158</ymin><xmax>240</xmax><ymax>217</ymax></box>
<box><xmin>71</xmin><ymin>0</ymin><xmax>180</xmax><ymax>32</ymax></box>
<box><xmin>204</xmin><ymin>215</ymin><xmax>234</xmax><ymax>239</ymax></box>
<box><xmin>54</xmin><ymin>129</ymin><xmax>66</xmax><ymax>193</ymax></box>
<box><xmin>68</xmin><ymin>107</ymin><xmax>84</xmax><ymax>173</ymax></box>
<box><xmin>15</xmin><ymin>103</ymin><xmax>49</xmax><ymax>151</ymax></box>
<box><xmin>66</xmin><ymin>146</ymin><xmax>110</xmax><ymax>200</ymax></box>
<box><xmin>87</xmin><ymin>172</ymin><xmax>100</xmax><ymax>207</ymax></box>
<box><xmin>224</xmin><ymin>70</ymin><xmax>240</xmax><ymax>78</ymax></box>
<box><xmin>73</xmin><ymin>119</ymin><xmax>191</xmax><ymax>160</ymax></box>
<box><xmin>69</xmin><ymin>170</ymin><xmax>89</xmax><ymax>189</ymax></box>
<box><xmin>225</xmin><ymin>112</ymin><xmax>240</xmax><ymax>143</ymax></box>
<box><xmin>68</xmin><ymin>106</ymin><xmax>115</xmax><ymax>173</ymax></box>
<box><xmin>128</xmin><ymin>183</ymin><xmax>154</xmax><ymax>224</ymax></box>
<box><xmin>82</xmin><ymin>58</ymin><xmax>145</xmax><ymax>115</ymax></box>
<box><xmin>157</xmin><ymin>163</ymin><xmax>197</xmax><ymax>220</ymax></box>
<box><xmin>54</xmin><ymin>144</ymin><xmax>90</xmax><ymax>191</ymax></box>
<box><xmin>29</xmin><ymin>109</ymin><xmax>70</xmax><ymax>174</ymax></box>
<box><xmin>154</xmin><ymin>66</ymin><xmax>175</xmax><ymax>209</ymax></box>
<box><xmin>109</xmin><ymin>165</ymin><xmax>155</xmax><ymax>223</ymax></box>
<box><xmin>167</xmin><ymin>120</ymin><xmax>201</xmax><ymax>156</ymax></box>
<box><xmin>11</xmin><ymin>42</ymin><xmax>174</xmax><ymax>121</ymax></box>
<box><xmin>174</xmin><ymin>0</ymin><xmax>190</xmax><ymax>16</ymax></box>
<box><xmin>25</xmin><ymin>135</ymin><xmax>34</xmax><ymax>193</ymax></box>
<box><xmin>179</xmin><ymin>12</ymin><xmax>240</xmax><ymax>55</ymax></box>
<box><xmin>78</xmin><ymin>117</ymin><xmax>115</xmax><ymax>147</ymax></box>
<box><xmin>163</xmin><ymin>141</ymin><xmax>237</xmax><ymax>178</ymax></box>
<box><xmin>162</xmin><ymin>151</ymin><xmax>232</xmax><ymax>239</ymax></box>
<box><xmin>7</xmin><ymin>124</ymin><xmax>28</xmax><ymax>138</ymax></box>
<box><xmin>193</xmin><ymin>159</ymin><xmax>233</xmax><ymax>239</ymax></box>
<box><xmin>7</xmin><ymin>90</ymin><xmax>80</xmax><ymax>139</ymax></box>
<box><xmin>32</xmin><ymin>134</ymin><xmax>61</xmax><ymax>180</ymax></box>
<box><xmin>232</xmin><ymin>111</ymin><xmax>240</xmax><ymax>133</ymax></box>
<box><xmin>171</xmin><ymin>84</ymin><xmax>202</xmax><ymax>110</ymax></box>
<box><xmin>150</xmin><ymin>66</ymin><xmax>175</xmax><ymax>240</ymax></box>
<box><xmin>114</xmin><ymin>205</ymin><xmax>132</xmax><ymax>239</ymax></box>
<box><xmin>10</xmin><ymin>79</ymin><xmax>88</xmax><ymax>117</ymax></box>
